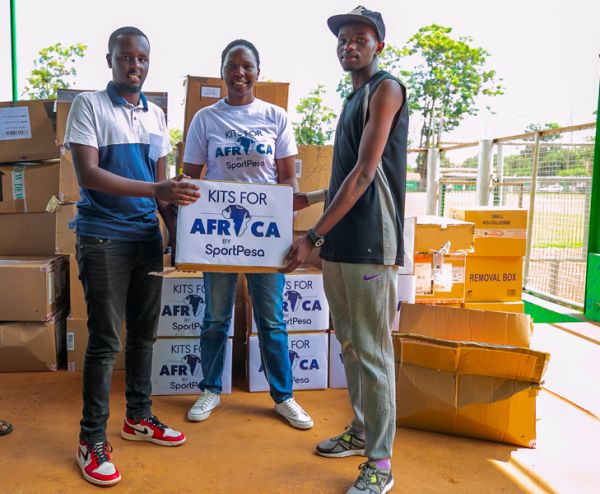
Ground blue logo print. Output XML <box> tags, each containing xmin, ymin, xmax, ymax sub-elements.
<box><xmin>284</xmin><ymin>290</ymin><xmax>303</xmax><ymax>312</ymax></box>
<box><xmin>222</xmin><ymin>204</ymin><xmax>251</xmax><ymax>236</ymax></box>
<box><xmin>235</xmin><ymin>136</ymin><xmax>255</xmax><ymax>155</ymax></box>
<box><xmin>184</xmin><ymin>294</ymin><xmax>204</xmax><ymax>317</ymax></box>
<box><xmin>182</xmin><ymin>354</ymin><xmax>202</xmax><ymax>377</ymax></box>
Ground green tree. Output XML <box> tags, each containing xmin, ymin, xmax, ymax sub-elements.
<box><xmin>293</xmin><ymin>85</ymin><xmax>337</xmax><ymax>145</ymax></box>
<box><xmin>524</xmin><ymin>122</ymin><xmax>562</xmax><ymax>142</ymax></box>
<box><xmin>22</xmin><ymin>43</ymin><xmax>87</xmax><ymax>99</ymax></box>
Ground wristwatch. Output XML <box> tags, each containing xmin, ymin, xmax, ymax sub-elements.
<box><xmin>307</xmin><ymin>228</ymin><xmax>325</xmax><ymax>248</ymax></box>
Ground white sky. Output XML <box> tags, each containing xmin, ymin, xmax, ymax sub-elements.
<box><xmin>1</xmin><ymin>0</ymin><xmax>598</xmax><ymax>148</ymax></box>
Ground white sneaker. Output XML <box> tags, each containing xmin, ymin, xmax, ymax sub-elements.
<box><xmin>187</xmin><ymin>390</ymin><xmax>221</xmax><ymax>422</ymax></box>
<box><xmin>274</xmin><ymin>398</ymin><xmax>314</xmax><ymax>429</ymax></box>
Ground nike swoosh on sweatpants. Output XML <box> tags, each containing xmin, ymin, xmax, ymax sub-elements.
<box><xmin>362</xmin><ymin>273</ymin><xmax>382</xmax><ymax>281</ymax></box>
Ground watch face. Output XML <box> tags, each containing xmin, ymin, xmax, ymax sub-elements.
<box><xmin>314</xmin><ymin>238</ymin><xmax>324</xmax><ymax>247</ymax></box>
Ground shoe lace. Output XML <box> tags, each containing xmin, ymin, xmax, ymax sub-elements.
<box><xmin>356</xmin><ymin>462</ymin><xmax>381</xmax><ymax>488</ymax></box>
<box><xmin>281</xmin><ymin>399</ymin><xmax>304</xmax><ymax>418</ymax></box>
<box><xmin>145</xmin><ymin>415</ymin><xmax>166</xmax><ymax>431</ymax></box>
<box><xmin>194</xmin><ymin>392</ymin><xmax>217</xmax><ymax>411</ymax></box>
<box><xmin>90</xmin><ymin>441</ymin><xmax>113</xmax><ymax>465</ymax></box>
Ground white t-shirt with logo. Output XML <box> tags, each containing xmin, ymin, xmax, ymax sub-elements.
<box><xmin>184</xmin><ymin>98</ymin><xmax>298</xmax><ymax>184</ymax></box>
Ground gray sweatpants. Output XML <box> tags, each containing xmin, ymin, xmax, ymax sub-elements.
<box><xmin>323</xmin><ymin>260</ymin><xmax>398</xmax><ymax>460</ymax></box>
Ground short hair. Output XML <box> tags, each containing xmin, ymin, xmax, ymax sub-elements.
<box><xmin>220</xmin><ymin>39</ymin><xmax>260</xmax><ymax>71</ymax></box>
<box><xmin>108</xmin><ymin>26</ymin><xmax>149</xmax><ymax>55</ymax></box>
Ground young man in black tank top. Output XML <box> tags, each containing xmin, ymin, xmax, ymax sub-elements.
<box><xmin>284</xmin><ymin>6</ymin><xmax>408</xmax><ymax>494</ymax></box>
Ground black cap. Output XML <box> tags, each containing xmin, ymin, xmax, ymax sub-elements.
<box><xmin>327</xmin><ymin>5</ymin><xmax>385</xmax><ymax>41</ymax></box>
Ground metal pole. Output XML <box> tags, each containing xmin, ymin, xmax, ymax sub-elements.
<box><xmin>495</xmin><ymin>144</ymin><xmax>504</xmax><ymax>206</ymax></box>
<box><xmin>476</xmin><ymin>139</ymin><xmax>493</xmax><ymax>206</ymax></box>
<box><xmin>523</xmin><ymin>132</ymin><xmax>542</xmax><ymax>287</ymax></box>
<box><xmin>10</xmin><ymin>0</ymin><xmax>18</xmax><ymax>101</ymax></box>
<box><xmin>425</xmin><ymin>147</ymin><xmax>440</xmax><ymax>215</ymax></box>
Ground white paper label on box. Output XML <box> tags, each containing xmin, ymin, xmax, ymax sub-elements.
<box><xmin>201</xmin><ymin>86</ymin><xmax>221</xmax><ymax>98</ymax></box>
<box><xmin>67</xmin><ymin>332</ymin><xmax>75</xmax><ymax>351</ymax></box>
<box><xmin>248</xmin><ymin>333</ymin><xmax>328</xmax><ymax>391</ymax></box>
<box><xmin>415</xmin><ymin>263</ymin><xmax>432</xmax><ymax>295</ymax></box>
<box><xmin>176</xmin><ymin>180</ymin><xmax>293</xmax><ymax>268</ymax></box>
<box><xmin>158</xmin><ymin>276</ymin><xmax>234</xmax><ymax>337</ymax></box>
<box><xmin>251</xmin><ymin>272</ymin><xmax>330</xmax><ymax>332</ymax></box>
<box><xmin>0</xmin><ymin>106</ymin><xmax>32</xmax><ymax>140</ymax></box>
<box><xmin>151</xmin><ymin>337</ymin><xmax>232</xmax><ymax>395</ymax></box>
<box><xmin>328</xmin><ymin>332</ymin><xmax>347</xmax><ymax>388</ymax></box>
<box><xmin>295</xmin><ymin>159</ymin><xmax>302</xmax><ymax>178</ymax></box>
<box><xmin>452</xmin><ymin>265</ymin><xmax>465</xmax><ymax>283</ymax></box>
<box><xmin>12</xmin><ymin>167</ymin><xmax>25</xmax><ymax>201</ymax></box>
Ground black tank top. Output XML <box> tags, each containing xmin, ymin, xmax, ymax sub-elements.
<box><xmin>320</xmin><ymin>70</ymin><xmax>408</xmax><ymax>265</ymax></box>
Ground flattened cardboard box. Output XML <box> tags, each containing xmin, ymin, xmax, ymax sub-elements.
<box><xmin>151</xmin><ymin>337</ymin><xmax>232</xmax><ymax>395</ymax></box>
<box><xmin>0</xmin><ymin>256</ymin><xmax>68</xmax><ymax>321</ymax></box>
<box><xmin>0</xmin><ymin>316</ymin><xmax>66</xmax><ymax>372</ymax></box>
<box><xmin>0</xmin><ymin>161</ymin><xmax>59</xmax><ymax>213</ymax></box>
<box><xmin>176</xmin><ymin>180</ymin><xmax>293</xmax><ymax>272</ymax></box>
<box><xmin>66</xmin><ymin>317</ymin><xmax>125</xmax><ymax>371</ymax></box>
<box><xmin>0</xmin><ymin>99</ymin><xmax>58</xmax><ymax>163</ymax></box>
<box><xmin>465</xmin><ymin>256</ymin><xmax>523</xmax><ymax>302</ymax></box>
<box><xmin>394</xmin><ymin>334</ymin><xmax>549</xmax><ymax>448</ymax></box>
<box><xmin>448</xmin><ymin>207</ymin><xmax>527</xmax><ymax>257</ymax></box>
<box><xmin>183</xmin><ymin>76</ymin><xmax>289</xmax><ymax>138</ymax></box>
<box><xmin>0</xmin><ymin>212</ymin><xmax>55</xmax><ymax>256</ymax></box>
<box><xmin>57</xmin><ymin>89</ymin><xmax>168</xmax><ymax>201</ymax></box>
<box><xmin>462</xmin><ymin>301</ymin><xmax>525</xmax><ymax>313</ymax></box>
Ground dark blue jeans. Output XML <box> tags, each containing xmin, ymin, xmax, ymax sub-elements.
<box><xmin>76</xmin><ymin>236</ymin><xmax>163</xmax><ymax>443</ymax></box>
<box><xmin>201</xmin><ymin>272</ymin><xmax>292</xmax><ymax>403</ymax></box>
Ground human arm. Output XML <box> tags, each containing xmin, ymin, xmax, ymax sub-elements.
<box><xmin>282</xmin><ymin>79</ymin><xmax>404</xmax><ymax>272</ymax></box>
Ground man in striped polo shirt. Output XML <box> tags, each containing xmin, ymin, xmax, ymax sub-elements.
<box><xmin>65</xmin><ymin>26</ymin><xmax>200</xmax><ymax>487</ymax></box>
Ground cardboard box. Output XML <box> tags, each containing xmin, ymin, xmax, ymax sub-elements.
<box><xmin>293</xmin><ymin>145</ymin><xmax>332</xmax><ymax>231</ymax></box>
<box><xmin>249</xmin><ymin>266</ymin><xmax>329</xmax><ymax>333</ymax></box>
<box><xmin>462</xmin><ymin>301</ymin><xmax>525</xmax><ymax>313</ymax></box>
<box><xmin>0</xmin><ymin>161</ymin><xmax>59</xmax><ymax>213</ymax></box>
<box><xmin>248</xmin><ymin>332</ymin><xmax>328</xmax><ymax>391</ymax></box>
<box><xmin>53</xmin><ymin>201</ymin><xmax>77</xmax><ymax>255</ymax></box>
<box><xmin>157</xmin><ymin>269</ymin><xmax>234</xmax><ymax>337</ymax></box>
<box><xmin>394</xmin><ymin>333</ymin><xmax>549</xmax><ymax>447</ymax></box>
<box><xmin>0</xmin><ymin>212</ymin><xmax>56</xmax><ymax>256</ymax></box>
<box><xmin>176</xmin><ymin>180</ymin><xmax>293</xmax><ymax>272</ymax></box>
<box><xmin>448</xmin><ymin>207</ymin><xmax>527</xmax><ymax>257</ymax></box>
<box><xmin>183</xmin><ymin>76</ymin><xmax>289</xmax><ymax>138</ymax></box>
<box><xmin>0</xmin><ymin>99</ymin><xmax>58</xmax><ymax>163</ymax></box>
<box><xmin>66</xmin><ymin>317</ymin><xmax>125</xmax><ymax>371</ymax></box>
<box><xmin>151</xmin><ymin>337</ymin><xmax>232</xmax><ymax>395</ymax></box>
<box><xmin>398</xmin><ymin>303</ymin><xmax>532</xmax><ymax>348</ymax></box>
<box><xmin>399</xmin><ymin>217</ymin><xmax>416</xmax><ymax>275</ymax></box>
<box><xmin>414</xmin><ymin>253</ymin><xmax>466</xmax><ymax>305</ymax></box>
<box><xmin>413</xmin><ymin>216</ymin><xmax>474</xmax><ymax>254</ymax></box>
<box><xmin>56</xmin><ymin>89</ymin><xmax>168</xmax><ymax>201</ymax></box>
<box><xmin>68</xmin><ymin>255</ymin><xmax>87</xmax><ymax>318</ymax></box>
<box><xmin>465</xmin><ymin>256</ymin><xmax>523</xmax><ymax>302</ymax></box>
<box><xmin>0</xmin><ymin>256</ymin><xmax>68</xmax><ymax>321</ymax></box>
<box><xmin>328</xmin><ymin>331</ymin><xmax>346</xmax><ymax>389</ymax></box>
<box><xmin>0</xmin><ymin>316</ymin><xmax>66</xmax><ymax>372</ymax></box>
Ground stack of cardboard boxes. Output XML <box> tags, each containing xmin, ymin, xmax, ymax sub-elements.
<box><xmin>0</xmin><ymin>99</ymin><xmax>68</xmax><ymax>372</ymax></box>
<box><xmin>449</xmin><ymin>206</ymin><xmax>527</xmax><ymax>313</ymax></box>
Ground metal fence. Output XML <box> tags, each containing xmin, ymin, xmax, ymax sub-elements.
<box><xmin>407</xmin><ymin>122</ymin><xmax>596</xmax><ymax>308</ymax></box>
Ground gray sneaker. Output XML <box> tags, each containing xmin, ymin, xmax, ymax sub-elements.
<box><xmin>316</xmin><ymin>428</ymin><xmax>366</xmax><ymax>458</ymax></box>
<box><xmin>347</xmin><ymin>462</ymin><xmax>394</xmax><ymax>494</ymax></box>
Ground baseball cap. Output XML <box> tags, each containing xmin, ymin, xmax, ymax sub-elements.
<box><xmin>327</xmin><ymin>5</ymin><xmax>385</xmax><ymax>41</ymax></box>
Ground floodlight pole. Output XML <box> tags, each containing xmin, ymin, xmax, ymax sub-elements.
<box><xmin>11</xmin><ymin>0</ymin><xmax>18</xmax><ymax>101</ymax></box>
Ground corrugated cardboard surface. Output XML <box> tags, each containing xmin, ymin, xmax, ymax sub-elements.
<box><xmin>465</xmin><ymin>255</ymin><xmax>523</xmax><ymax>302</ymax></box>
<box><xmin>55</xmin><ymin>202</ymin><xmax>77</xmax><ymax>255</ymax></box>
<box><xmin>183</xmin><ymin>76</ymin><xmax>289</xmax><ymax>138</ymax></box>
<box><xmin>394</xmin><ymin>334</ymin><xmax>549</xmax><ymax>447</ymax></box>
<box><xmin>448</xmin><ymin>206</ymin><xmax>527</xmax><ymax>257</ymax></box>
<box><xmin>462</xmin><ymin>301</ymin><xmax>525</xmax><ymax>313</ymax></box>
<box><xmin>398</xmin><ymin>303</ymin><xmax>532</xmax><ymax>348</ymax></box>
<box><xmin>414</xmin><ymin>253</ymin><xmax>466</xmax><ymax>305</ymax></box>
<box><xmin>414</xmin><ymin>216</ymin><xmax>475</xmax><ymax>254</ymax></box>
<box><xmin>68</xmin><ymin>255</ymin><xmax>87</xmax><ymax>319</ymax></box>
<box><xmin>0</xmin><ymin>212</ymin><xmax>56</xmax><ymax>256</ymax></box>
<box><xmin>0</xmin><ymin>99</ymin><xmax>59</xmax><ymax>163</ymax></box>
<box><xmin>0</xmin><ymin>316</ymin><xmax>65</xmax><ymax>372</ymax></box>
<box><xmin>0</xmin><ymin>161</ymin><xmax>59</xmax><ymax>213</ymax></box>
<box><xmin>0</xmin><ymin>256</ymin><xmax>68</xmax><ymax>321</ymax></box>
<box><xmin>66</xmin><ymin>317</ymin><xmax>124</xmax><ymax>371</ymax></box>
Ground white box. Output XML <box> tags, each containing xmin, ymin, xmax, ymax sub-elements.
<box><xmin>328</xmin><ymin>331</ymin><xmax>347</xmax><ymax>388</ymax></box>
<box><xmin>398</xmin><ymin>217</ymin><xmax>415</xmax><ymax>275</ymax></box>
<box><xmin>251</xmin><ymin>266</ymin><xmax>329</xmax><ymax>333</ymax></box>
<box><xmin>247</xmin><ymin>332</ymin><xmax>328</xmax><ymax>391</ymax></box>
<box><xmin>158</xmin><ymin>274</ymin><xmax>234</xmax><ymax>337</ymax></box>
<box><xmin>393</xmin><ymin>274</ymin><xmax>417</xmax><ymax>331</ymax></box>
<box><xmin>151</xmin><ymin>337</ymin><xmax>232</xmax><ymax>395</ymax></box>
<box><xmin>176</xmin><ymin>180</ymin><xmax>293</xmax><ymax>271</ymax></box>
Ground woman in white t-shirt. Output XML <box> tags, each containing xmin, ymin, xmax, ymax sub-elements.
<box><xmin>183</xmin><ymin>39</ymin><xmax>313</xmax><ymax>430</ymax></box>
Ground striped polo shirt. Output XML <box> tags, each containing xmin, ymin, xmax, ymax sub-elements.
<box><xmin>64</xmin><ymin>82</ymin><xmax>171</xmax><ymax>241</ymax></box>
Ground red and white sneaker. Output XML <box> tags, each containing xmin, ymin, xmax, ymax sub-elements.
<box><xmin>75</xmin><ymin>440</ymin><xmax>121</xmax><ymax>487</ymax></box>
<box><xmin>120</xmin><ymin>415</ymin><xmax>186</xmax><ymax>446</ymax></box>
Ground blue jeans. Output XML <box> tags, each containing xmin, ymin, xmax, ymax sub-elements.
<box><xmin>201</xmin><ymin>272</ymin><xmax>292</xmax><ymax>403</ymax></box>
<box><xmin>76</xmin><ymin>236</ymin><xmax>163</xmax><ymax>443</ymax></box>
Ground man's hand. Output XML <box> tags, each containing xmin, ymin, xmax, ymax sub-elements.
<box><xmin>280</xmin><ymin>235</ymin><xmax>314</xmax><ymax>273</ymax></box>
<box><xmin>293</xmin><ymin>192</ymin><xmax>310</xmax><ymax>212</ymax></box>
<box><xmin>155</xmin><ymin>175</ymin><xmax>200</xmax><ymax>205</ymax></box>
